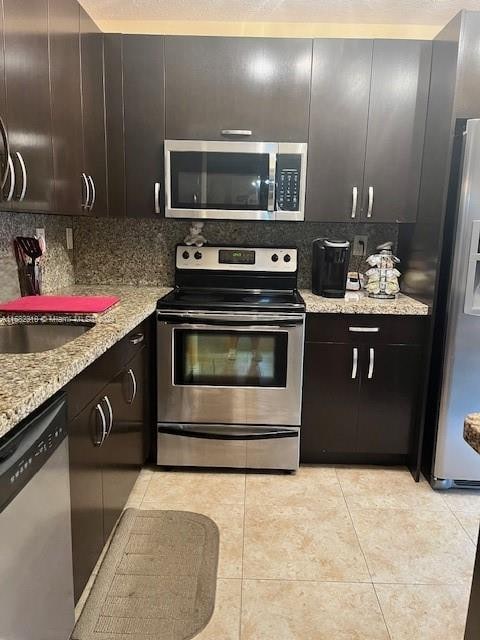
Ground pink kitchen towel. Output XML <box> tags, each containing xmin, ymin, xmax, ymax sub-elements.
<box><xmin>0</xmin><ymin>295</ymin><xmax>120</xmax><ymax>314</ymax></box>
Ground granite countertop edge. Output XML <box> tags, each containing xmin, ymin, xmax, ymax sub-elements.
<box><xmin>300</xmin><ymin>290</ymin><xmax>429</xmax><ymax>315</ymax></box>
<box><xmin>0</xmin><ymin>285</ymin><xmax>428</xmax><ymax>440</ymax></box>
<box><xmin>464</xmin><ymin>416</ymin><xmax>480</xmax><ymax>455</ymax></box>
<box><xmin>0</xmin><ymin>285</ymin><xmax>172</xmax><ymax>440</ymax></box>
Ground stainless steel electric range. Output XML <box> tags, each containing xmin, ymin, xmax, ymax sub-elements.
<box><xmin>156</xmin><ymin>245</ymin><xmax>306</xmax><ymax>471</ymax></box>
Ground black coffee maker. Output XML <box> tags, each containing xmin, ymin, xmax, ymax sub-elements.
<box><xmin>312</xmin><ymin>238</ymin><xmax>351</xmax><ymax>298</ymax></box>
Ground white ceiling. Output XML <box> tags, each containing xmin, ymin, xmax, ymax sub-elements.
<box><xmin>79</xmin><ymin>0</ymin><xmax>479</xmax><ymax>26</ymax></box>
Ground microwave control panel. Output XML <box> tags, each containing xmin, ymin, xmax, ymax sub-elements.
<box><xmin>276</xmin><ymin>154</ymin><xmax>302</xmax><ymax>211</ymax></box>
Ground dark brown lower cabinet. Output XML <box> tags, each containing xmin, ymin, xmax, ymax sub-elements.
<box><xmin>68</xmin><ymin>393</ymin><xmax>106</xmax><ymax>603</ymax></box>
<box><xmin>67</xmin><ymin>320</ymin><xmax>150</xmax><ymax>603</ymax></box>
<box><xmin>301</xmin><ymin>314</ymin><xmax>426</xmax><ymax>464</ymax></box>
<box><xmin>102</xmin><ymin>349</ymin><xmax>146</xmax><ymax>539</ymax></box>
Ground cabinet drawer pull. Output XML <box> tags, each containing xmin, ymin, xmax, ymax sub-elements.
<box><xmin>351</xmin><ymin>186</ymin><xmax>358</xmax><ymax>219</ymax></box>
<box><xmin>127</xmin><ymin>368</ymin><xmax>137</xmax><ymax>404</ymax></box>
<box><xmin>349</xmin><ymin>326</ymin><xmax>380</xmax><ymax>333</ymax></box>
<box><xmin>5</xmin><ymin>154</ymin><xmax>15</xmax><ymax>202</ymax></box>
<box><xmin>81</xmin><ymin>173</ymin><xmax>90</xmax><ymax>210</ymax></box>
<box><xmin>154</xmin><ymin>182</ymin><xmax>161</xmax><ymax>214</ymax></box>
<box><xmin>367</xmin><ymin>185</ymin><xmax>374</xmax><ymax>218</ymax></box>
<box><xmin>0</xmin><ymin>115</ymin><xmax>10</xmax><ymax>189</ymax></box>
<box><xmin>103</xmin><ymin>395</ymin><xmax>113</xmax><ymax>437</ymax></box>
<box><xmin>368</xmin><ymin>347</ymin><xmax>375</xmax><ymax>379</ymax></box>
<box><xmin>88</xmin><ymin>175</ymin><xmax>96</xmax><ymax>211</ymax></box>
<box><xmin>220</xmin><ymin>129</ymin><xmax>252</xmax><ymax>136</ymax></box>
<box><xmin>94</xmin><ymin>403</ymin><xmax>107</xmax><ymax>447</ymax></box>
<box><xmin>351</xmin><ymin>347</ymin><xmax>358</xmax><ymax>380</ymax></box>
<box><xmin>129</xmin><ymin>333</ymin><xmax>144</xmax><ymax>345</ymax></box>
<box><xmin>15</xmin><ymin>152</ymin><xmax>27</xmax><ymax>202</ymax></box>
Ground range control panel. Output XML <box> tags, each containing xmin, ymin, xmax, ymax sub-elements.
<box><xmin>176</xmin><ymin>245</ymin><xmax>298</xmax><ymax>272</ymax></box>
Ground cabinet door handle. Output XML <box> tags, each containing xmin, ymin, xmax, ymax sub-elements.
<box><xmin>103</xmin><ymin>395</ymin><xmax>113</xmax><ymax>437</ymax></box>
<box><xmin>349</xmin><ymin>326</ymin><xmax>380</xmax><ymax>333</ymax></box>
<box><xmin>5</xmin><ymin>154</ymin><xmax>15</xmax><ymax>202</ymax></box>
<box><xmin>88</xmin><ymin>175</ymin><xmax>95</xmax><ymax>211</ymax></box>
<box><xmin>351</xmin><ymin>186</ymin><xmax>358</xmax><ymax>219</ymax></box>
<box><xmin>94</xmin><ymin>402</ymin><xmax>107</xmax><ymax>446</ymax></box>
<box><xmin>129</xmin><ymin>333</ymin><xmax>144</xmax><ymax>345</ymax></box>
<box><xmin>0</xmin><ymin>115</ymin><xmax>10</xmax><ymax>189</ymax></box>
<box><xmin>220</xmin><ymin>129</ymin><xmax>252</xmax><ymax>136</ymax></box>
<box><xmin>127</xmin><ymin>368</ymin><xmax>137</xmax><ymax>404</ymax></box>
<box><xmin>351</xmin><ymin>347</ymin><xmax>358</xmax><ymax>380</ymax></box>
<box><xmin>15</xmin><ymin>152</ymin><xmax>27</xmax><ymax>201</ymax></box>
<box><xmin>81</xmin><ymin>173</ymin><xmax>90</xmax><ymax>210</ymax></box>
<box><xmin>154</xmin><ymin>182</ymin><xmax>161</xmax><ymax>214</ymax></box>
<box><xmin>368</xmin><ymin>347</ymin><xmax>375</xmax><ymax>379</ymax></box>
<box><xmin>366</xmin><ymin>185</ymin><xmax>374</xmax><ymax>218</ymax></box>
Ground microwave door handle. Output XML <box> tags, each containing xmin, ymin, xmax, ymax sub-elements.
<box><xmin>268</xmin><ymin>152</ymin><xmax>276</xmax><ymax>212</ymax></box>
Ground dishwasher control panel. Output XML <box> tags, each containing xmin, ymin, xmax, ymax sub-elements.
<box><xmin>0</xmin><ymin>396</ymin><xmax>67</xmax><ymax>512</ymax></box>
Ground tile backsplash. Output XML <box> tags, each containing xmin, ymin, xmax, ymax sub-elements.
<box><xmin>73</xmin><ymin>217</ymin><xmax>398</xmax><ymax>289</ymax></box>
<box><xmin>0</xmin><ymin>211</ymin><xmax>74</xmax><ymax>302</ymax></box>
<box><xmin>0</xmin><ymin>212</ymin><xmax>398</xmax><ymax>298</ymax></box>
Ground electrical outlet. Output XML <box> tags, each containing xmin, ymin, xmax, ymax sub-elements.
<box><xmin>35</xmin><ymin>227</ymin><xmax>46</xmax><ymax>250</ymax></box>
<box><xmin>66</xmin><ymin>227</ymin><xmax>74</xmax><ymax>251</ymax></box>
<box><xmin>353</xmin><ymin>235</ymin><xmax>368</xmax><ymax>257</ymax></box>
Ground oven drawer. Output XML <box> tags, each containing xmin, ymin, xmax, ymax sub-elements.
<box><xmin>157</xmin><ymin>424</ymin><xmax>299</xmax><ymax>471</ymax></box>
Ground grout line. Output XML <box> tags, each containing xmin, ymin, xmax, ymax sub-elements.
<box><xmin>449</xmin><ymin>509</ymin><xmax>478</xmax><ymax>548</ymax></box>
<box><xmin>239</xmin><ymin>473</ymin><xmax>247</xmax><ymax>640</ymax></box>
<box><xmin>334</xmin><ymin>467</ymin><xmax>393</xmax><ymax>640</ymax></box>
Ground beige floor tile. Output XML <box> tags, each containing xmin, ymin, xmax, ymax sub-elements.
<box><xmin>454</xmin><ymin>511</ymin><xmax>480</xmax><ymax>544</ymax></box>
<box><xmin>336</xmin><ymin>466</ymin><xmax>448</xmax><ymax>511</ymax></box>
<box><xmin>243</xmin><ymin>503</ymin><xmax>370</xmax><ymax>581</ymax></box>
<box><xmin>441</xmin><ymin>489</ymin><xmax>480</xmax><ymax>515</ymax></box>
<box><xmin>241</xmin><ymin>579</ymin><xmax>390</xmax><ymax>640</ymax></box>
<box><xmin>350</xmin><ymin>507</ymin><xmax>475</xmax><ymax>584</ymax></box>
<box><xmin>124</xmin><ymin>469</ymin><xmax>153</xmax><ymax>509</ymax></box>
<box><xmin>144</xmin><ymin>470</ymin><xmax>246</xmax><ymax>506</ymax></box>
<box><xmin>139</xmin><ymin>499</ymin><xmax>244</xmax><ymax>578</ymax></box>
<box><xmin>246</xmin><ymin>465</ymin><xmax>344</xmax><ymax>507</ymax></box>
<box><xmin>195</xmin><ymin>579</ymin><xmax>241</xmax><ymax>640</ymax></box>
<box><xmin>375</xmin><ymin>583</ymin><xmax>470</xmax><ymax>640</ymax></box>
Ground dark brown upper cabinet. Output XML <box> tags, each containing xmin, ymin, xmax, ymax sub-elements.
<box><xmin>48</xmin><ymin>0</ymin><xmax>84</xmax><ymax>214</ymax></box>
<box><xmin>80</xmin><ymin>7</ymin><xmax>108</xmax><ymax>216</ymax></box>
<box><xmin>362</xmin><ymin>40</ymin><xmax>431</xmax><ymax>223</ymax></box>
<box><xmin>165</xmin><ymin>36</ymin><xmax>312</xmax><ymax>142</ymax></box>
<box><xmin>306</xmin><ymin>39</ymin><xmax>372</xmax><ymax>222</ymax></box>
<box><xmin>123</xmin><ymin>35</ymin><xmax>165</xmax><ymax>218</ymax></box>
<box><xmin>0</xmin><ymin>7</ymin><xmax>9</xmax><ymax>193</ymax></box>
<box><xmin>306</xmin><ymin>39</ymin><xmax>432</xmax><ymax>223</ymax></box>
<box><xmin>3</xmin><ymin>0</ymin><xmax>55</xmax><ymax>212</ymax></box>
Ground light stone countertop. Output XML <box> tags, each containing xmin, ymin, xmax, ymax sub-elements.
<box><xmin>464</xmin><ymin>414</ymin><xmax>480</xmax><ymax>455</ymax></box>
<box><xmin>0</xmin><ymin>285</ymin><xmax>171</xmax><ymax>440</ymax></box>
<box><xmin>300</xmin><ymin>290</ymin><xmax>429</xmax><ymax>315</ymax></box>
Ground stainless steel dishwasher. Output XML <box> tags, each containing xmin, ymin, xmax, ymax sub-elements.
<box><xmin>0</xmin><ymin>394</ymin><xmax>75</xmax><ymax>640</ymax></box>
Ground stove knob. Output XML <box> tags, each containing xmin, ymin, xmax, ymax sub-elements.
<box><xmin>271</xmin><ymin>253</ymin><xmax>279</xmax><ymax>262</ymax></box>
<box><xmin>284</xmin><ymin>254</ymin><xmax>291</xmax><ymax>263</ymax></box>
<box><xmin>194</xmin><ymin>251</ymin><xmax>203</xmax><ymax>260</ymax></box>
<box><xmin>182</xmin><ymin>250</ymin><xmax>190</xmax><ymax>260</ymax></box>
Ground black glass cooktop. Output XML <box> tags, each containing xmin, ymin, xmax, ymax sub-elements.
<box><xmin>157</xmin><ymin>288</ymin><xmax>306</xmax><ymax>313</ymax></box>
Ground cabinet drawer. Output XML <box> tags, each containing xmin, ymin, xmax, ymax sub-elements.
<box><xmin>305</xmin><ymin>314</ymin><xmax>428</xmax><ymax>345</ymax></box>
<box><xmin>67</xmin><ymin>320</ymin><xmax>149</xmax><ymax>420</ymax></box>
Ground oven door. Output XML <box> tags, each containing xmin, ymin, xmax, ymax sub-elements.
<box><xmin>165</xmin><ymin>140</ymin><xmax>277</xmax><ymax>220</ymax></box>
<box><xmin>157</xmin><ymin>312</ymin><xmax>305</xmax><ymax>426</ymax></box>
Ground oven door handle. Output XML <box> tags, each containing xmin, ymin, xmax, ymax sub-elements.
<box><xmin>158</xmin><ymin>427</ymin><xmax>298</xmax><ymax>440</ymax></box>
<box><xmin>157</xmin><ymin>312</ymin><xmax>304</xmax><ymax>327</ymax></box>
<box><xmin>165</xmin><ymin>322</ymin><xmax>299</xmax><ymax>331</ymax></box>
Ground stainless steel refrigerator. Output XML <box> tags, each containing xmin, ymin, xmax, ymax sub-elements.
<box><xmin>431</xmin><ymin>118</ymin><xmax>480</xmax><ymax>488</ymax></box>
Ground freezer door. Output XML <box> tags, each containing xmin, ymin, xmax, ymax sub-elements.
<box><xmin>434</xmin><ymin>118</ymin><xmax>480</xmax><ymax>484</ymax></box>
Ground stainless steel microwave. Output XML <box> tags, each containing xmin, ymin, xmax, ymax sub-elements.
<box><xmin>164</xmin><ymin>140</ymin><xmax>307</xmax><ymax>221</ymax></box>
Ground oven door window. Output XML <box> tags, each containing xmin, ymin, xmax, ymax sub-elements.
<box><xmin>170</xmin><ymin>151</ymin><xmax>270</xmax><ymax>210</ymax></box>
<box><xmin>174</xmin><ymin>330</ymin><xmax>288</xmax><ymax>387</ymax></box>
